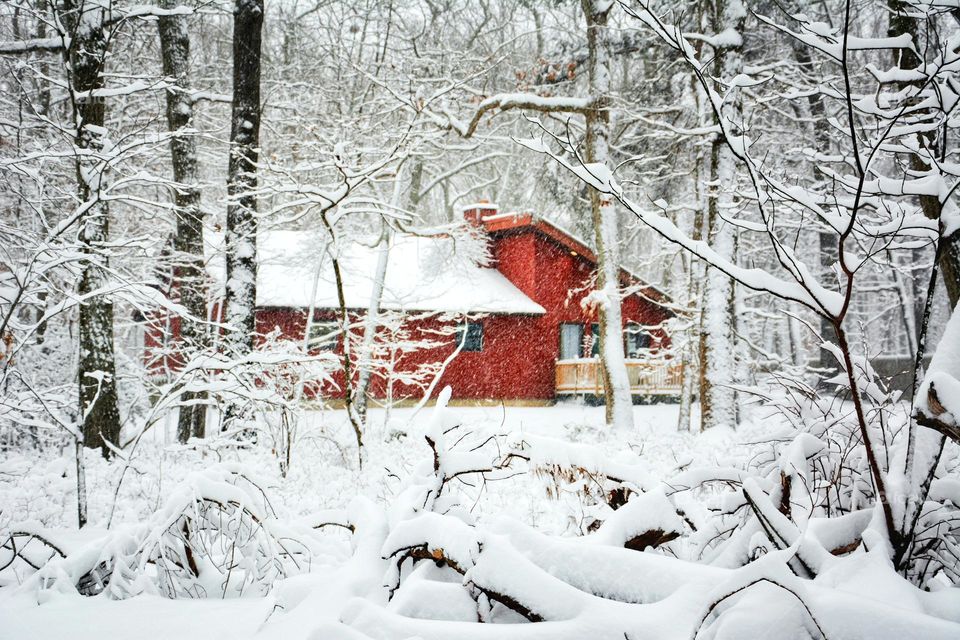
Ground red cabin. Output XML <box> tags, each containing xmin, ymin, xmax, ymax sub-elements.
<box><xmin>146</xmin><ymin>203</ymin><xmax>679</xmax><ymax>404</ymax></box>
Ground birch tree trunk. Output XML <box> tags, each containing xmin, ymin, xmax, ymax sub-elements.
<box><xmin>353</xmin><ymin>174</ymin><xmax>404</xmax><ymax>426</ymax></box>
<box><xmin>698</xmin><ymin>0</ymin><xmax>743</xmax><ymax>431</ymax></box>
<box><xmin>582</xmin><ymin>0</ymin><xmax>634</xmax><ymax>431</ymax></box>
<box><xmin>62</xmin><ymin>0</ymin><xmax>122</xmax><ymax>458</ymax></box>
<box><xmin>224</xmin><ymin>0</ymin><xmax>263</xmax><ymax>355</ymax></box>
<box><xmin>158</xmin><ymin>0</ymin><xmax>208</xmax><ymax>441</ymax></box>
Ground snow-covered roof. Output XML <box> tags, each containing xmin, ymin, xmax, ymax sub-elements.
<box><xmin>253</xmin><ymin>230</ymin><xmax>545</xmax><ymax>315</ymax></box>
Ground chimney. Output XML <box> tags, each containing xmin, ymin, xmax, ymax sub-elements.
<box><xmin>461</xmin><ymin>199</ymin><xmax>498</xmax><ymax>229</ymax></box>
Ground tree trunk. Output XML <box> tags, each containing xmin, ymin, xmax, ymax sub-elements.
<box><xmin>698</xmin><ymin>0</ymin><xmax>743</xmax><ymax>431</ymax></box>
<box><xmin>678</xmin><ymin>130</ymin><xmax>709</xmax><ymax>431</ymax></box>
<box><xmin>62</xmin><ymin>0</ymin><xmax>122</xmax><ymax>458</ymax></box>
<box><xmin>75</xmin><ymin>439</ymin><xmax>87</xmax><ymax>527</ymax></box>
<box><xmin>582</xmin><ymin>0</ymin><xmax>634</xmax><ymax>431</ymax></box>
<box><xmin>884</xmin><ymin>9</ymin><xmax>958</xmax><ymax>563</ymax></box>
<box><xmin>158</xmin><ymin>0</ymin><xmax>208</xmax><ymax>442</ymax></box>
<box><xmin>895</xmin><ymin>237</ymin><xmax>948</xmax><ymax>571</ymax></box>
<box><xmin>354</xmin><ymin>174</ymin><xmax>406</xmax><ymax>425</ymax></box>
<box><xmin>224</xmin><ymin>0</ymin><xmax>263</xmax><ymax>355</ymax></box>
<box><xmin>888</xmin><ymin>0</ymin><xmax>960</xmax><ymax>307</ymax></box>
<box><xmin>790</xmin><ymin>25</ymin><xmax>839</xmax><ymax>367</ymax></box>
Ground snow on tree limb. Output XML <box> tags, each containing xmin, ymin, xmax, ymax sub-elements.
<box><xmin>517</xmin><ymin>136</ymin><xmax>844</xmax><ymax>316</ymax></box>
<box><xmin>916</xmin><ymin>301</ymin><xmax>960</xmax><ymax>442</ymax></box>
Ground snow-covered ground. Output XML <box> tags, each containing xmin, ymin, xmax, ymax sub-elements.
<box><xmin>1</xmin><ymin>403</ymin><xmax>717</xmax><ymax>539</ymax></box>
<box><xmin>0</xmin><ymin>402</ymin><xmax>727</xmax><ymax>637</ymax></box>
<box><xmin>3</xmin><ymin>401</ymin><xmax>958</xmax><ymax>640</ymax></box>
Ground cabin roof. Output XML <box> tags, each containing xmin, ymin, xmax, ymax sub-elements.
<box><xmin>251</xmin><ymin>230</ymin><xmax>546</xmax><ymax>315</ymax></box>
<box><xmin>480</xmin><ymin>211</ymin><xmax>669</xmax><ymax>304</ymax></box>
<box><xmin>198</xmin><ymin>208</ymin><xmax>671</xmax><ymax>316</ymax></box>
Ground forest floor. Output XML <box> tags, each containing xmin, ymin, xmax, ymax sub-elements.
<box><xmin>0</xmin><ymin>401</ymin><xmax>754</xmax><ymax>639</ymax></box>
<box><xmin>4</xmin><ymin>402</ymin><xmax>957</xmax><ymax>640</ymax></box>
<box><xmin>0</xmin><ymin>402</ymin><xmax>735</xmax><ymax>545</ymax></box>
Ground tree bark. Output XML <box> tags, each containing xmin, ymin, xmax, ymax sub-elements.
<box><xmin>353</xmin><ymin>176</ymin><xmax>404</xmax><ymax>426</ymax></box>
<box><xmin>791</xmin><ymin>41</ymin><xmax>840</xmax><ymax>366</ymax></box>
<box><xmin>158</xmin><ymin>0</ymin><xmax>208</xmax><ymax>441</ymax></box>
<box><xmin>62</xmin><ymin>0</ymin><xmax>122</xmax><ymax>458</ymax></box>
<box><xmin>888</xmin><ymin>0</ymin><xmax>960</xmax><ymax>307</ymax></box>
<box><xmin>679</xmin><ymin>119</ymin><xmax>709</xmax><ymax>432</ymax></box>
<box><xmin>895</xmin><ymin>238</ymin><xmax>950</xmax><ymax>571</ymax></box>
<box><xmin>224</xmin><ymin>0</ymin><xmax>263</xmax><ymax>355</ymax></box>
<box><xmin>698</xmin><ymin>0</ymin><xmax>743</xmax><ymax>431</ymax></box>
<box><xmin>582</xmin><ymin>0</ymin><xmax>634</xmax><ymax>431</ymax></box>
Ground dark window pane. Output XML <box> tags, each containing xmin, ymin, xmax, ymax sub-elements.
<box><xmin>456</xmin><ymin>321</ymin><xmax>484</xmax><ymax>352</ymax></box>
<box><xmin>625</xmin><ymin>323</ymin><xmax>651</xmax><ymax>357</ymax></box>
<box><xmin>590</xmin><ymin>323</ymin><xmax>600</xmax><ymax>358</ymax></box>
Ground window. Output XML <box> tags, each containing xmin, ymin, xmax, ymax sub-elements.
<box><xmin>559</xmin><ymin>323</ymin><xmax>584</xmax><ymax>360</ymax></box>
<box><xmin>560</xmin><ymin>323</ymin><xmax>602</xmax><ymax>359</ymax></box>
<box><xmin>307</xmin><ymin>321</ymin><xmax>339</xmax><ymax>351</ymax></box>
<box><xmin>590</xmin><ymin>323</ymin><xmax>600</xmax><ymax>358</ymax></box>
<box><xmin>625</xmin><ymin>323</ymin><xmax>651</xmax><ymax>358</ymax></box>
<box><xmin>455</xmin><ymin>321</ymin><xmax>484</xmax><ymax>352</ymax></box>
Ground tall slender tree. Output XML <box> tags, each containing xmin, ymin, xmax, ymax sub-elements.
<box><xmin>888</xmin><ymin>0</ymin><xmax>960</xmax><ymax>307</ymax></box>
<box><xmin>224</xmin><ymin>0</ymin><xmax>263</xmax><ymax>358</ymax></box>
<box><xmin>158</xmin><ymin>0</ymin><xmax>208</xmax><ymax>441</ymax></box>
<box><xmin>61</xmin><ymin>0</ymin><xmax>122</xmax><ymax>457</ymax></box>
<box><xmin>582</xmin><ymin>0</ymin><xmax>634</xmax><ymax>431</ymax></box>
<box><xmin>698</xmin><ymin>0</ymin><xmax>744</xmax><ymax>431</ymax></box>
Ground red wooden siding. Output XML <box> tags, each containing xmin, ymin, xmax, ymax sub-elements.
<box><xmin>145</xmin><ymin>207</ymin><xmax>674</xmax><ymax>402</ymax></box>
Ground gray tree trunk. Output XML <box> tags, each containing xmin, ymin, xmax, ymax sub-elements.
<box><xmin>62</xmin><ymin>0</ymin><xmax>122</xmax><ymax>458</ymax></box>
<box><xmin>791</xmin><ymin>41</ymin><xmax>840</xmax><ymax>366</ymax></box>
<box><xmin>582</xmin><ymin>0</ymin><xmax>634</xmax><ymax>431</ymax></box>
<box><xmin>698</xmin><ymin>0</ymin><xmax>743</xmax><ymax>430</ymax></box>
<box><xmin>158</xmin><ymin>0</ymin><xmax>208</xmax><ymax>442</ymax></box>
<box><xmin>224</xmin><ymin>0</ymin><xmax>263</xmax><ymax>355</ymax></box>
<box><xmin>888</xmin><ymin>0</ymin><xmax>960</xmax><ymax>307</ymax></box>
<box><xmin>887</xmin><ymin>0</ymin><xmax>954</xmax><ymax>572</ymax></box>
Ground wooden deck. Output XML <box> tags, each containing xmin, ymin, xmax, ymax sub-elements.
<box><xmin>555</xmin><ymin>358</ymin><xmax>683</xmax><ymax>396</ymax></box>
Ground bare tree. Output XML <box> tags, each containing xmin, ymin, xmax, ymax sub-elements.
<box><xmin>158</xmin><ymin>0</ymin><xmax>208</xmax><ymax>441</ymax></box>
<box><xmin>224</xmin><ymin>0</ymin><xmax>263</xmax><ymax>357</ymax></box>
<box><xmin>59</xmin><ymin>0</ymin><xmax>122</xmax><ymax>458</ymax></box>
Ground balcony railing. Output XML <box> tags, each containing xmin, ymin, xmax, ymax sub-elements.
<box><xmin>555</xmin><ymin>357</ymin><xmax>683</xmax><ymax>396</ymax></box>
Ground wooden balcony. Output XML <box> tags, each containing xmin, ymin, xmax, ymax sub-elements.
<box><xmin>555</xmin><ymin>357</ymin><xmax>683</xmax><ymax>397</ymax></box>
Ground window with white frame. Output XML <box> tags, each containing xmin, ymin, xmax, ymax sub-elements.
<box><xmin>559</xmin><ymin>323</ymin><xmax>584</xmax><ymax>360</ymax></box>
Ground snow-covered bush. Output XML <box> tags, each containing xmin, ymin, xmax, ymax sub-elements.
<box><xmin>337</xmin><ymin>392</ymin><xmax>960</xmax><ymax>639</ymax></box>
<box><xmin>17</xmin><ymin>465</ymin><xmax>312</xmax><ymax>599</ymax></box>
<box><xmin>505</xmin><ymin>430</ymin><xmax>660</xmax><ymax>534</ymax></box>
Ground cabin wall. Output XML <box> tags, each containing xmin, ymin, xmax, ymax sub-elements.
<box><xmin>144</xmin><ymin>226</ymin><xmax>673</xmax><ymax>403</ymax></box>
<box><xmin>250</xmin><ymin>309</ymin><xmax>548</xmax><ymax>401</ymax></box>
<box><xmin>489</xmin><ymin>232</ymin><xmax>537</xmax><ymax>297</ymax></box>
<box><xmin>482</xmin><ymin>228</ymin><xmax>673</xmax><ymax>400</ymax></box>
